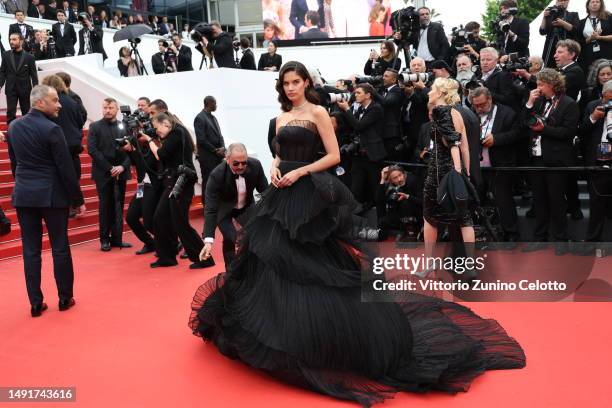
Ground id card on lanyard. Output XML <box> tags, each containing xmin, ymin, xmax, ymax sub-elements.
<box><xmin>591</xmin><ymin>18</ymin><xmax>601</xmax><ymax>52</ymax></box>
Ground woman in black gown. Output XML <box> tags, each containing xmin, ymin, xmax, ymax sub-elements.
<box><xmin>189</xmin><ymin>62</ymin><xmax>525</xmax><ymax>407</ymax></box>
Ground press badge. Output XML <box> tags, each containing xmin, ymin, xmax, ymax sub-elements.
<box><xmin>136</xmin><ymin>183</ymin><xmax>145</xmax><ymax>198</ymax></box>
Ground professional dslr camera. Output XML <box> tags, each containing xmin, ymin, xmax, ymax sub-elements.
<box><xmin>354</xmin><ymin>75</ymin><xmax>384</xmax><ymax>88</ymax></box>
<box><xmin>115</xmin><ymin>106</ymin><xmax>157</xmax><ymax>147</ymax></box>
<box><xmin>327</xmin><ymin>92</ymin><xmax>351</xmax><ymax>104</ymax></box>
<box><xmin>340</xmin><ymin>136</ymin><xmax>361</xmax><ymax>156</ymax></box>
<box><xmin>169</xmin><ymin>165</ymin><xmax>198</xmax><ymax>199</ymax></box>
<box><xmin>450</xmin><ymin>25</ymin><xmax>478</xmax><ymax>53</ymax></box>
<box><xmin>491</xmin><ymin>6</ymin><xmax>518</xmax><ymax>36</ymax></box>
<box><xmin>502</xmin><ymin>53</ymin><xmax>531</xmax><ymax>72</ymax></box>
<box><xmin>232</xmin><ymin>39</ymin><xmax>241</xmax><ymax>51</ymax></box>
<box><xmin>390</xmin><ymin>6</ymin><xmax>421</xmax><ymax>46</ymax></box>
<box><xmin>190</xmin><ymin>22</ymin><xmax>214</xmax><ymax>43</ymax></box>
<box><xmin>545</xmin><ymin>5</ymin><xmax>562</xmax><ymax>21</ymax></box>
<box><xmin>525</xmin><ymin>113</ymin><xmax>547</xmax><ymax>129</ymax></box>
<box><xmin>398</xmin><ymin>71</ymin><xmax>431</xmax><ymax>86</ymax></box>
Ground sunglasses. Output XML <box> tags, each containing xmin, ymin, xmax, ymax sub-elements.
<box><xmin>232</xmin><ymin>161</ymin><xmax>247</xmax><ymax>167</ymax></box>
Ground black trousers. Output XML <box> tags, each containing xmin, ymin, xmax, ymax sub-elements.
<box><xmin>126</xmin><ymin>183</ymin><xmax>163</xmax><ymax>247</ymax></box>
<box><xmin>197</xmin><ymin>148</ymin><xmax>223</xmax><ymax>199</ymax></box>
<box><xmin>154</xmin><ymin>180</ymin><xmax>203</xmax><ymax>263</ymax></box>
<box><xmin>95</xmin><ymin>178</ymin><xmax>127</xmax><ymax>244</ymax></box>
<box><xmin>351</xmin><ymin>157</ymin><xmax>381</xmax><ymax>206</ymax></box>
<box><xmin>216</xmin><ymin>207</ymin><xmax>247</xmax><ymax>266</ymax></box>
<box><xmin>16</xmin><ymin>207</ymin><xmax>73</xmax><ymax>306</ymax></box>
<box><xmin>482</xmin><ymin>170</ymin><xmax>519</xmax><ymax>240</ymax></box>
<box><xmin>69</xmin><ymin>145</ymin><xmax>84</xmax><ymax>204</ymax></box>
<box><xmin>530</xmin><ymin>159</ymin><xmax>568</xmax><ymax>241</ymax></box>
<box><xmin>586</xmin><ymin>173</ymin><xmax>612</xmax><ymax>242</ymax></box>
<box><xmin>6</xmin><ymin>91</ymin><xmax>31</xmax><ymax>124</ymax></box>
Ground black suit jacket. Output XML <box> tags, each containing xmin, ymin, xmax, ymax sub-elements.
<box><xmin>415</xmin><ymin>22</ymin><xmax>451</xmax><ymax>63</ymax></box>
<box><xmin>51</xmin><ymin>21</ymin><xmax>77</xmax><ymax>57</ymax></box>
<box><xmin>152</xmin><ymin>52</ymin><xmax>166</xmax><ymax>74</ymax></box>
<box><xmin>485</xmin><ymin>103</ymin><xmax>521</xmax><ymax>166</ymax></box>
<box><xmin>373</xmin><ymin>84</ymin><xmax>405</xmax><ymax>141</ymax></box>
<box><xmin>577</xmin><ymin>17</ymin><xmax>612</xmax><ymax>71</ymax></box>
<box><xmin>290</xmin><ymin>0</ymin><xmax>325</xmax><ymax>38</ymax></box>
<box><xmin>0</xmin><ymin>50</ymin><xmax>38</xmax><ymax>96</ymax></box>
<box><xmin>455</xmin><ymin>105</ymin><xmax>482</xmax><ymax>187</ymax></box>
<box><xmin>540</xmin><ymin>10</ymin><xmax>579</xmax><ymax>67</ymax></box>
<box><xmin>176</xmin><ymin>45</ymin><xmax>193</xmax><ymax>71</ymax></box>
<box><xmin>580</xmin><ymin>99</ymin><xmax>608</xmax><ymax>166</ymax></box>
<box><xmin>483</xmin><ymin>68</ymin><xmax>519</xmax><ymax>112</ymax></box>
<box><xmin>8</xmin><ymin>23</ymin><xmax>35</xmax><ymax>51</ymax></box>
<box><xmin>522</xmin><ymin>95</ymin><xmax>580</xmax><ymax>166</ymax></box>
<box><xmin>258</xmin><ymin>53</ymin><xmax>282</xmax><ymax>71</ymax></box>
<box><xmin>206</xmin><ymin>32</ymin><xmax>235</xmax><ymax>68</ymax></box>
<box><xmin>56</xmin><ymin>92</ymin><xmax>86</xmax><ymax>148</ymax></box>
<box><xmin>497</xmin><ymin>17</ymin><xmax>530</xmax><ymax>57</ymax></box>
<box><xmin>87</xmin><ymin>118</ymin><xmax>132</xmax><ymax>182</ymax></box>
<box><xmin>301</xmin><ymin>27</ymin><xmax>329</xmax><ymax>39</ymax></box>
<box><xmin>203</xmin><ymin>158</ymin><xmax>268</xmax><ymax>239</ymax></box>
<box><xmin>558</xmin><ymin>62</ymin><xmax>586</xmax><ymax>101</ymax></box>
<box><xmin>78</xmin><ymin>26</ymin><xmax>107</xmax><ymax>60</ymax></box>
<box><xmin>239</xmin><ymin>49</ymin><xmax>256</xmax><ymax>70</ymax></box>
<box><xmin>341</xmin><ymin>102</ymin><xmax>387</xmax><ymax>162</ymax></box>
<box><xmin>7</xmin><ymin>109</ymin><xmax>83</xmax><ymax>208</ymax></box>
<box><xmin>194</xmin><ymin>110</ymin><xmax>225</xmax><ymax>153</ymax></box>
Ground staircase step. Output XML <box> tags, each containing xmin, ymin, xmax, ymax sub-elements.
<box><xmin>0</xmin><ymin>203</ymin><xmax>203</xmax><ymax>259</ymax></box>
<box><xmin>0</xmin><ymin>154</ymin><xmax>92</xmax><ymax>172</ymax></box>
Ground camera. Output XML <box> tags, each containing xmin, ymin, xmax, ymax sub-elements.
<box><xmin>398</xmin><ymin>71</ymin><xmax>430</xmax><ymax>86</ymax></box>
<box><xmin>77</xmin><ymin>12</ymin><xmax>90</xmax><ymax>23</ymax></box>
<box><xmin>354</xmin><ymin>75</ymin><xmax>383</xmax><ymax>87</ymax></box>
<box><xmin>386</xmin><ymin>185</ymin><xmax>402</xmax><ymax>202</ymax></box>
<box><xmin>450</xmin><ymin>25</ymin><xmax>477</xmax><ymax>52</ymax></box>
<box><xmin>390</xmin><ymin>6</ymin><xmax>421</xmax><ymax>46</ymax></box>
<box><xmin>232</xmin><ymin>39</ymin><xmax>241</xmax><ymax>51</ymax></box>
<box><xmin>491</xmin><ymin>7</ymin><xmax>518</xmax><ymax>36</ymax></box>
<box><xmin>526</xmin><ymin>113</ymin><xmax>546</xmax><ymax>129</ymax></box>
<box><xmin>328</xmin><ymin>92</ymin><xmax>351</xmax><ymax>104</ymax></box>
<box><xmin>502</xmin><ymin>52</ymin><xmax>531</xmax><ymax>72</ymax></box>
<box><xmin>546</xmin><ymin>6</ymin><xmax>562</xmax><ymax>21</ymax></box>
<box><xmin>115</xmin><ymin>106</ymin><xmax>156</xmax><ymax>147</ymax></box>
<box><xmin>340</xmin><ymin>137</ymin><xmax>361</xmax><ymax>156</ymax></box>
<box><xmin>170</xmin><ymin>165</ymin><xmax>198</xmax><ymax>199</ymax></box>
<box><xmin>190</xmin><ymin>22</ymin><xmax>214</xmax><ymax>43</ymax></box>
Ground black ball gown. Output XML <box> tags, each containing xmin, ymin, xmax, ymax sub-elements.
<box><xmin>189</xmin><ymin>119</ymin><xmax>525</xmax><ymax>407</ymax></box>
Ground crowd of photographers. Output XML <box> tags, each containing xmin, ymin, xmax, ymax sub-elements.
<box><xmin>308</xmin><ymin>0</ymin><xmax>612</xmax><ymax>254</ymax></box>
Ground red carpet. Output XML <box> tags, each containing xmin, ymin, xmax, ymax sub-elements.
<box><xmin>1</xmin><ymin>225</ymin><xmax>612</xmax><ymax>407</ymax></box>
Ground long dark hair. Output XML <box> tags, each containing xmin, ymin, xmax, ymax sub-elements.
<box><xmin>276</xmin><ymin>61</ymin><xmax>320</xmax><ymax>112</ymax></box>
<box><xmin>586</xmin><ymin>0</ymin><xmax>610</xmax><ymax>19</ymax></box>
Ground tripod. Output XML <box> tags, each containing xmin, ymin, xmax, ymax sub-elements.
<box><xmin>129</xmin><ymin>40</ymin><xmax>148</xmax><ymax>76</ymax></box>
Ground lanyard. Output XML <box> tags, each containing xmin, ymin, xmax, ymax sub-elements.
<box><xmin>480</xmin><ymin>106</ymin><xmax>496</xmax><ymax>136</ymax></box>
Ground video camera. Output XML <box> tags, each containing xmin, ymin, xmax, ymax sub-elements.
<box><xmin>390</xmin><ymin>6</ymin><xmax>421</xmax><ymax>46</ymax></box>
<box><xmin>398</xmin><ymin>71</ymin><xmax>430</xmax><ymax>86</ymax></box>
<box><xmin>450</xmin><ymin>25</ymin><xmax>478</xmax><ymax>53</ymax></box>
<box><xmin>190</xmin><ymin>22</ymin><xmax>214</xmax><ymax>43</ymax></box>
<box><xmin>115</xmin><ymin>106</ymin><xmax>157</xmax><ymax>147</ymax></box>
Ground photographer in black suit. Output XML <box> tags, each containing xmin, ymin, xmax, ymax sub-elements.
<box><xmin>170</xmin><ymin>33</ymin><xmax>192</xmax><ymax>72</ymax></box>
<box><xmin>51</xmin><ymin>9</ymin><xmax>77</xmax><ymax>57</ymax></box>
<box><xmin>201</xmin><ymin>21</ymin><xmax>235</xmax><ymax>68</ymax></box>
<box><xmin>401</xmin><ymin>57</ymin><xmax>430</xmax><ymax>160</ymax></box>
<box><xmin>87</xmin><ymin>98</ymin><xmax>132</xmax><ymax>252</ymax></box>
<box><xmin>200</xmin><ymin>144</ymin><xmax>268</xmax><ymax>266</ymax></box>
<box><xmin>194</xmin><ymin>96</ymin><xmax>226</xmax><ymax>198</ymax></box>
<box><xmin>579</xmin><ymin>81</ymin><xmax>612</xmax><ymax>247</ymax></box>
<box><xmin>479</xmin><ymin>47</ymin><xmax>519</xmax><ymax>112</ymax></box>
<box><xmin>495</xmin><ymin>0</ymin><xmax>530</xmax><ymax>58</ymax></box>
<box><xmin>371</xmin><ymin>68</ymin><xmax>405</xmax><ymax>160</ymax></box>
<box><xmin>8</xmin><ymin>10</ymin><xmax>35</xmax><ymax>52</ymax></box>
<box><xmin>394</xmin><ymin>7</ymin><xmax>450</xmax><ymax>67</ymax></box>
<box><xmin>145</xmin><ymin>113</ymin><xmax>207</xmax><ymax>269</ymax></box>
<box><xmin>78</xmin><ymin>14</ymin><xmax>107</xmax><ymax>60</ymax></box>
<box><xmin>0</xmin><ymin>33</ymin><xmax>38</xmax><ymax>124</ymax></box>
<box><xmin>522</xmin><ymin>69</ymin><xmax>580</xmax><ymax>254</ymax></box>
<box><xmin>336</xmin><ymin>83</ymin><xmax>387</xmax><ymax>208</ymax></box>
<box><xmin>470</xmin><ymin>87</ymin><xmax>522</xmax><ymax>242</ymax></box>
<box><xmin>7</xmin><ymin>85</ymin><xmax>85</xmax><ymax>317</ymax></box>
<box><xmin>238</xmin><ymin>37</ymin><xmax>256</xmax><ymax>70</ymax></box>
<box><xmin>540</xmin><ymin>0</ymin><xmax>579</xmax><ymax>67</ymax></box>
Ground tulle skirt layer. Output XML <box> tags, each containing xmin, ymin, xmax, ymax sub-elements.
<box><xmin>189</xmin><ymin>161</ymin><xmax>525</xmax><ymax>407</ymax></box>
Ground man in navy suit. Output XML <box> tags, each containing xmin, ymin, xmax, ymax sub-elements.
<box><xmin>7</xmin><ymin>85</ymin><xmax>85</xmax><ymax>317</ymax></box>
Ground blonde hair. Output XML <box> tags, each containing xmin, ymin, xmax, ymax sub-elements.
<box><xmin>432</xmin><ymin>77</ymin><xmax>461</xmax><ymax>106</ymax></box>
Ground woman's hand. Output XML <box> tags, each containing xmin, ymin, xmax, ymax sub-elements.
<box><xmin>277</xmin><ymin>169</ymin><xmax>303</xmax><ymax>188</ymax></box>
<box><xmin>270</xmin><ymin>167</ymin><xmax>282</xmax><ymax>187</ymax></box>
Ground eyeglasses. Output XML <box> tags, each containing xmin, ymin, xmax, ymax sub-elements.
<box><xmin>232</xmin><ymin>161</ymin><xmax>247</xmax><ymax>167</ymax></box>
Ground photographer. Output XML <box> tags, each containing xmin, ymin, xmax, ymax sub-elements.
<box><xmin>144</xmin><ymin>113</ymin><xmax>207</xmax><ymax>269</ymax></box>
<box><xmin>580</xmin><ymin>59</ymin><xmax>611</xmax><ymax>112</ymax></box>
<box><xmin>152</xmin><ymin>40</ymin><xmax>176</xmax><ymax>74</ymax></box>
<box><xmin>399</xmin><ymin>6</ymin><xmax>450</xmax><ymax>67</ymax></box>
<box><xmin>201</xmin><ymin>21</ymin><xmax>235</xmax><ymax>68</ymax></box>
<box><xmin>117</xmin><ymin>46</ymin><xmax>139</xmax><ymax>77</ymax></box>
<box><xmin>469</xmin><ymin>87</ymin><xmax>521</xmax><ymax>242</ymax></box>
<box><xmin>336</xmin><ymin>83</ymin><xmax>387</xmax><ymax>209</ymax></box>
<box><xmin>494</xmin><ymin>0</ymin><xmax>530</xmax><ymax>58</ymax></box>
<box><xmin>522</xmin><ymin>69</ymin><xmax>580</xmax><ymax>254</ymax></box>
<box><xmin>461</xmin><ymin>21</ymin><xmax>487</xmax><ymax>61</ymax></box>
<box><xmin>364</xmin><ymin>40</ymin><xmax>401</xmax><ymax>76</ymax></box>
<box><xmin>238</xmin><ymin>37</ymin><xmax>256</xmax><ymax>70</ymax></box>
<box><xmin>456</xmin><ymin>55</ymin><xmax>476</xmax><ymax>104</ymax></box>
<box><xmin>580</xmin><ymin>81</ymin><xmax>612</xmax><ymax>247</ymax></box>
<box><xmin>51</xmin><ymin>10</ymin><xmax>76</xmax><ymax>58</ymax></box>
<box><xmin>555</xmin><ymin>39</ymin><xmax>586</xmax><ymax>101</ymax></box>
<box><xmin>401</xmin><ymin>57</ymin><xmax>430</xmax><ymax>159</ymax></box>
<box><xmin>577</xmin><ymin>0</ymin><xmax>612</xmax><ymax>74</ymax></box>
<box><xmin>479</xmin><ymin>47</ymin><xmax>519</xmax><ymax>112</ymax></box>
<box><xmin>78</xmin><ymin>13</ymin><xmax>107</xmax><ymax>60</ymax></box>
<box><xmin>170</xmin><ymin>33</ymin><xmax>192</xmax><ymax>72</ymax></box>
<box><xmin>87</xmin><ymin>98</ymin><xmax>132</xmax><ymax>252</ymax></box>
<box><xmin>32</xmin><ymin>30</ymin><xmax>50</xmax><ymax>61</ymax></box>
<box><xmin>371</xmin><ymin>68</ymin><xmax>406</xmax><ymax>160</ymax></box>
<box><xmin>375</xmin><ymin>165</ymin><xmax>423</xmax><ymax>241</ymax></box>
<box><xmin>540</xmin><ymin>0</ymin><xmax>579</xmax><ymax>68</ymax></box>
